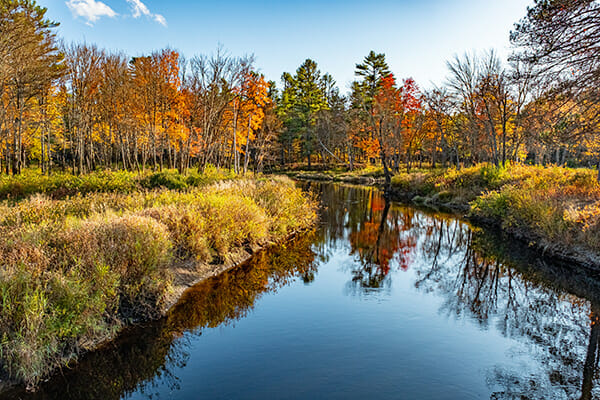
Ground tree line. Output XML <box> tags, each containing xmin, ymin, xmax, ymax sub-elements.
<box><xmin>1</xmin><ymin>0</ymin><xmax>599</xmax><ymax>181</ymax></box>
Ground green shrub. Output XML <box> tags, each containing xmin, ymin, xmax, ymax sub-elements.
<box><xmin>140</xmin><ymin>205</ymin><xmax>211</xmax><ymax>262</ymax></box>
<box><xmin>0</xmin><ymin>214</ymin><xmax>172</xmax><ymax>388</ymax></box>
<box><xmin>0</xmin><ymin>170</ymin><xmax>139</xmax><ymax>201</ymax></box>
<box><xmin>0</xmin><ymin>231</ymin><xmax>120</xmax><ymax>388</ymax></box>
<box><xmin>0</xmin><ymin>168</ymin><xmax>241</xmax><ymax>201</ymax></box>
<box><xmin>472</xmin><ymin>190</ymin><xmax>510</xmax><ymax>219</ymax></box>
<box><xmin>56</xmin><ymin>214</ymin><xmax>173</xmax><ymax>319</ymax></box>
<box><xmin>141</xmin><ymin>171</ymin><xmax>188</xmax><ymax>190</ymax></box>
<box><xmin>253</xmin><ymin>178</ymin><xmax>317</xmax><ymax>235</ymax></box>
<box><xmin>200</xmin><ymin>193</ymin><xmax>268</xmax><ymax>257</ymax></box>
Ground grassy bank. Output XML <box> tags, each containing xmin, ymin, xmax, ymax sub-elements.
<box><xmin>0</xmin><ymin>166</ymin><xmax>236</xmax><ymax>201</ymax></box>
<box><xmin>390</xmin><ymin>164</ymin><xmax>600</xmax><ymax>264</ymax></box>
<box><xmin>0</xmin><ymin>176</ymin><xmax>316</xmax><ymax>389</ymax></box>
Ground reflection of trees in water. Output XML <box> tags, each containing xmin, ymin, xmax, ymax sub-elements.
<box><xmin>412</xmin><ymin>218</ymin><xmax>599</xmax><ymax>399</ymax></box>
<box><xmin>580</xmin><ymin>306</ymin><xmax>600</xmax><ymax>400</ymax></box>
<box><xmin>6</xmin><ymin>233</ymin><xmax>318</xmax><ymax>400</ymax></box>
<box><xmin>168</xmin><ymin>233</ymin><xmax>318</xmax><ymax>333</ymax></box>
<box><xmin>348</xmin><ymin>196</ymin><xmax>393</xmax><ymax>290</ymax></box>
<box><xmin>1</xmin><ymin>318</ymin><xmax>190</xmax><ymax>400</ymax></box>
<box><xmin>314</xmin><ymin>182</ymin><xmax>600</xmax><ymax>399</ymax></box>
<box><xmin>312</xmin><ymin>183</ymin><xmax>417</xmax><ymax>293</ymax></box>
<box><xmin>308</xmin><ymin>182</ymin><xmax>375</xmax><ymax>266</ymax></box>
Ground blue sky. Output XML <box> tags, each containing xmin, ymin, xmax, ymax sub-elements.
<box><xmin>41</xmin><ymin>0</ymin><xmax>532</xmax><ymax>92</ymax></box>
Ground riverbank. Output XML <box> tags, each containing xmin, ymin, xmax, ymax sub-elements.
<box><xmin>288</xmin><ymin>164</ymin><xmax>600</xmax><ymax>270</ymax></box>
<box><xmin>0</xmin><ymin>176</ymin><xmax>317</xmax><ymax>390</ymax></box>
<box><xmin>282</xmin><ymin>166</ymin><xmax>384</xmax><ymax>186</ymax></box>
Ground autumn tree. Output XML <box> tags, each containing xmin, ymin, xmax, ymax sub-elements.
<box><xmin>0</xmin><ymin>0</ymin><xmax>63</xmax><ymax>174</ymax></box>
<box><xmin>315</xmin><ymin>73</ymin><xmax>348</xmax><ymax>167</ymax></box>
<box><xmin>99</xmin><ymin>51</ymin><xmax>135</xmax><ymax>171</ymax></box>
<box><xmin>221</xmin><ymin>56</ymin><xmax>254</xmax><ymax>174</ymax></box>
<box><xmin>371</xmin><ymin>73</ymin><xmax>400</xmax><ymax>186</ymax></box>
<box><xmin>446</xmin><ymin>52</ymin><xmax>485</xmax><ymax>166</ymax></box>
<box><xmin>397</xmin><ymin>78</ymin><xmax>425</xmax><ymax>172</ymax></box>
<box><xmin>183</xmin><ymin>50</ymin><xmax>253</xmax><ymax>171</ymax></box>
<box><xmin>237</xmin><ymin>71</ymin><xmax>270</xmax><ymax>175</ymax></box>
<box><xmin>511</xmin><ymin>0</ymin><xmax>600</xmax><ymax>89</ymax></box>
<box><xmin>353</xmin><ymin>51</ymin><xmax>393</xmax><ymax>187</ymax></box>
<box><xmin>446</xmin><ymin>51</ymin><xmax>522</xmax><ymax>167</ymax></box>
<box><xmin>512</xmin><ymin>0</ymin><xmax>600</xmax><ymax>180</ymax></box>
<box><xmin>129</xmin><ymin>49</ymin><xmax>184</xmax><ymax>171</ymax></box>
<box><xmin>252</xmin><ymin>81</ymin><xmax>280</xmax><ymax>173</ymax></box>
<box><xmin>63</xmin><ymin>43</ymin><xmax>104</xmax><ymax>174</ymax></box>
<box><xmin>424</xmin><ymin>87</ymin><xmax>455</xmax><ymax>167</ymax></box>
<box><xmin>477</xmin><ymin>51</ymin><xmax>510</xmax><ymax>167</ymax></box>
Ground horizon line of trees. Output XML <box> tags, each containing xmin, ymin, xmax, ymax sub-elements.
<box><xmin>1</xmin><ymin>0</ymin><xmax>599</xmax><ymax>181</ymax></box>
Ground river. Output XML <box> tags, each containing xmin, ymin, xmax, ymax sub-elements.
<box><xmin>5</xmin><ymin>182</ymin><xmax>600</xmax><ymax>399</ymax></box>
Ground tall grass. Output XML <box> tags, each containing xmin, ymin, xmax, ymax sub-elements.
<box><xmin>0</xmin><ymin>176</ymin><xmax>317</xmax><ymax>388</ymax></box>
<box><xmin>391</xmin><ymin>163</ymin><xmax>600</xmax><ymax>254</ymax></box>
<box><xmin>470</xmin><ymin>165</ymin><xmax>600</xmax><ymax>252</ymax></box>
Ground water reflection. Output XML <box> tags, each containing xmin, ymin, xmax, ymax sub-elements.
<box><xmin>309</xmin><ymin>182</ymin><xmax>600</xmax><ymax>399</ymax></box>
<box><xmin>4</xmin><ymin>183</ymin><xmax>600</xmax><ymax>399</ymax></box>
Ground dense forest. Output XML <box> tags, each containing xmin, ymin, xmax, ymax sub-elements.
<box><xmin>0</xmin><ymin>0</ymin><xmax>599</xmax><ymax>181</ymax></box>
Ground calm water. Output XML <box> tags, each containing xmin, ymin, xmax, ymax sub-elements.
<box><xmin>6</xmin><ymin>182</ymin><xmax>600</xmax><ymax>400</ymax></box>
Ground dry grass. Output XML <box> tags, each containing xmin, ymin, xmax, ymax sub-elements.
<box><xmin>471</xmin><ymin>166</ymin><xmax>600</xmax><ymax>251</ymax></box>
<box><xmin>391</xmin><ymin>163</ymin><xmax>600</xmax><ymax>253</ymax></box>
<box><xmin>0</xmin><ymin>176</ymin><xmax>317</xmax><ymax>388</ymax></box>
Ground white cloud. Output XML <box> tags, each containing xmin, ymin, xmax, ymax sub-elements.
<box><xmin>126</xmin><ymin>0</ymin><xmax>149</xmax><ymax>18</ymax></box>
<box><xmin>66</xmin><ymin>0</ymin><xmax>117</xmax><ymax>25</ymax></box>
<box><xmin>153</xmin><ymin>14</ymin><xmax>167</xmax><ymax>27</ymax></box>
<box><xmin>125</xmin><ymin>0</ymin><xmax>167</xmax><ymax>26</ymax></box>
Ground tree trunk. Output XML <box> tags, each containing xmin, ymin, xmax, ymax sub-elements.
<box><xmin>40</xmin><ymin>130</ymin><xmax>45</xmax><ymax>174</ymax></box>
<box><xmin>346</xmin><ymin>143</ymin><xmax>354</xmax><ymax>171</ymax></box>
<box><xmin>232</xmin><ymin>105</ymin><xmax>238</xmax><ymax>174</ymax></box>
<box><xmin>243</xmin><ymin>114</ymin><xmax>252</xmax><ymax>175</ymax></box>
<box><xmin>46</xmin><ymin>125</ymin><xmax>52</xmax><ymax>175</ymax></box>
<box><xmin>580</xmin><ymin>305</ymin><xmax>600</xmax><ymax>400</ymax></box>
<box><xmin>5</xmin><ymin>137</ymin><xmax>9</xmax><ymax>174</ymax></box>
<box><xmin>502</xmin><ymin>121</ymin><xmax>507</xmax><ymax>167</ymax></box>
<box><xmin>381</xmin><ymin>149</ymin><xmax>391</xmax><ymax>194</ymax></box>
<box><xmin>455</xmin><ymin>148</ymin><xmax>460</xmax><ymax>170</ymax></box>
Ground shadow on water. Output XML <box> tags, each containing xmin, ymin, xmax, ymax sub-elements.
<box><xmin>4</xmin><ymin>182</ymin><xmax>600</xmax><ymax>399</ymax></box>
